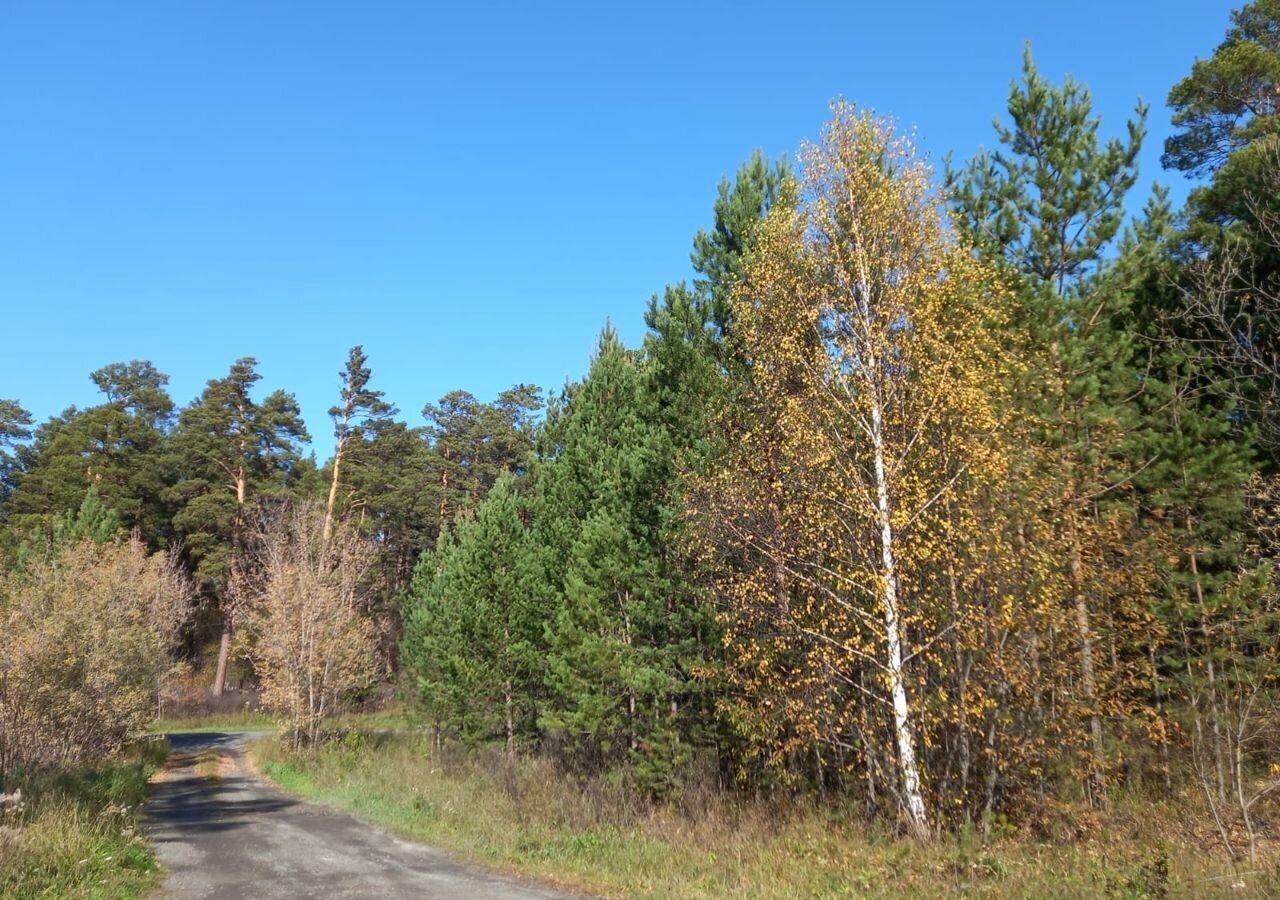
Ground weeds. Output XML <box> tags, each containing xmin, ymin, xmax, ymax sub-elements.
<box><xmin>0</xmin><ymin>738</ymin><xmax>167</xmax><ymax>899</ymax></box>
<box><xmin>254</xmin><ymin>731</ymin><xmax>1278</xmax><ymax>898</ymax></box>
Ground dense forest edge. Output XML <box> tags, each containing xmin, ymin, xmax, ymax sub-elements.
<box><xmin>4</xmin><ymin>3</ymin><xmax>1280</xmax><ymax>896</ymax></box>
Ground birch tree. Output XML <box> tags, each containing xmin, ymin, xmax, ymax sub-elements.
<box><xmin>696</xmin><ymin>104</ymin><xmax>1016</xmax><ymax>840</ymax></box>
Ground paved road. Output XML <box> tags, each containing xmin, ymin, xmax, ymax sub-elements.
<box><xmin>146</xmin><ymin>731</ymin><xmax>573</xmax><ymax>900</ymax></box>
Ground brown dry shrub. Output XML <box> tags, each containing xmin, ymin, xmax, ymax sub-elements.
<box><xmin>0</xmin><ymin>537</ymin><xmax>193</xmax><ymax>781</ymax></box>
<box><xmin>231</xmin><ymin>502</ymin><xmax>378</xmax><ymax>747</ymax></box>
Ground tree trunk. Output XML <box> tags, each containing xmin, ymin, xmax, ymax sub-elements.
<box><xmin>212</xmin><ymin>620</ymin><xmax>232</xmax><ymax>697</ymax></box>
<box><xmin>503</xmin><ymin>618</ymin><xmax>515</xmax><ymax>757</ymax></box>
<box><xmin>323</xmin><ymin>436</ymin><xmax>345</xmax><ymax>545</ymax></box>
<box><xmin>1069</xmin><ymin>536</ymin><xmax>1106</xmax><ymax>806</ymax></box>
<box><xmin>213</xmin><ymin>470</ymin><xmax>248</xmax><ymax>696</ymax></box>
<box><xmin>505</xmin><ymin>677</ymin><xmax>515</xmax><ymax>757</ymax></box>
<box><xmin>871</xmin><ymin>398</ymin><xmax>930</xmax><ymax>841</ymax></box>
<box><xmin>439</xmin><ymin>449</ymin><xmax>450</xmax><ymax>525</ymax></box>
<box><xmin>1187</xmin><ymin>520</ymin><xmax>1227</xmax><ymax>806</ymax></box>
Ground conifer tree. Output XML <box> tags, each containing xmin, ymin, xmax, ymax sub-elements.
<box><xmin>5</xmin><ymin>362</ymin><xmax>176</xmax><ymax>547</ymax></box>
<box><xmin>0</xmin><ymin>399</ymin><xmax>32</xmax><ymax>509</ymax></box>
<box><xmin>170</xmin><ymin>357</ymin><xmax>309</xmax><ymax>695</ymax></box>
<box><xmin>689</xmin><ymin>149</ymin><xmax>793</xmax><ymax>340</ymax></box>
<box><xmin>53</xmin><ymin>486</ymin><xmax>123</xmax><ymax>546</ymax></box>
<box><xmin>342</xmin><ymin>420</ymin><xmax>437</xmax><ymax>589</ymax></box>
<box><xmin>324</xmin><ymin>346</ymin><xmax>396</xmax><ymax>544</ymax></box>
<box><xmin>948</xmin><ymin>50</ymin><xmax>1150</xmax><ymax>805</ymax></box>
<box><xmin>1164</xmin><ymin>0</ymin><xmax>1280</xmax><ymax>229</ymax></box>
<box><xmin>401</xmin><ymin>474</ymin><xmax>547</xmax><ymax>751</ymax></box>
<box><xmin>534</xmin><ymin>327</ymin><xmax>712</xmax><ymax>790</ymax></box>
<box><xmin>1111</xmin><ymin>176</ymin><xmax>1264</xmax><ymax>807</ymax></box>
<box><xmin>1160</xmin><ymin>3</ymin><xmax>1280</xmax><ymax>462</ymax></box>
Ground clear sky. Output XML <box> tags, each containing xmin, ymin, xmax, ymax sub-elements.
<box><xmin>0</xmin><ymin>0</ymin><xmax>1238</xmax><ymax>458</ymax></box>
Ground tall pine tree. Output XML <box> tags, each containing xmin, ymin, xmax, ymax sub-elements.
<box><xmin>170</xmin><ymin>357</ymin><xmax>309</xmax><ymax>695</ymax></box>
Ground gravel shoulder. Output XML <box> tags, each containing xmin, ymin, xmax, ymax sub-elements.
<box><xmin>145</xmin><ymin>731</ymin><xmax>574</xmax><ymax>900</ymax></box>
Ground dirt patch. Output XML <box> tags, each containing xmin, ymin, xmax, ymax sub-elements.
<box><xmin>149</xmin><ymin>744</ymin><xmax>242</xmax><ymax>785</ymax></box>
<box><xmin>150</xmin><ymin>750</ymin><xmax>197</xmax><ymax>785</ymax></box>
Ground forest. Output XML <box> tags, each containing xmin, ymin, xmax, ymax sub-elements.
<box><xmin>3</xmin><ymin>2</ymin><xmax>1280</xmax><ymax>895</ymax></box>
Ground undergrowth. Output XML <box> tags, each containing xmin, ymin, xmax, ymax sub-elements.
<box><xmin>0</xmin><ymin>737</ymin><xmax>168</xmax><ymax>900</ymax></box>
<box><xmin>254</xmin><ymin>730</ymin><xmax>1280</xmax><ymax>898</ymax></box>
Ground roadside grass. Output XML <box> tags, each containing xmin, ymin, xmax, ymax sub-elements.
<box><xmin>0</xmin><ymin>738</ymin><xmax>168</xmax><ymax>900</ymax></box>
<box><xmin>149</xmin><ymin>709</ymin><xmax>274</xmax><ymax>733</ymax></box>
<box><xmin>151</xmin><ymin>703</ymin><xmax>414</xmax><ymax>735</ymax></box>
<box><xmin>252</xmin><ymin>730</ymin><xmax>1278</xmax><ymax>898</ymax></box>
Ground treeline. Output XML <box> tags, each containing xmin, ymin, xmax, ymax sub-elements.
<box><xmin>0</xmin><ymin>350</ymin><xmax>540</xmax><ymax>675</ymax></box>
<box><xmin>1</xmin><ymin>1</ymin><xmax>1279</xmax><ymax>851</ymax></box>
<box><xmin>400</xmin><ymin>7</ymin><xmax>1280</xmax><ymax>852</ymax></box>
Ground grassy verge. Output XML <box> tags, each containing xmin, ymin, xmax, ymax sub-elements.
<box><xmin>252</xmin><ymin>731</ymin><xmax>1276</xmax><ymax>898</ymax></box>
<box><xmin>0</xmin><ymin>738</ymin><xmax>168</xmax><ymax>900</ymax></box>
<box><xmin>151</xmin><ymin>704</ymin><xmax>414</xmax><ymax>734</ymax></box>
<box><xmin>149</xmin><ymin>709</ymin><xmax>274</xmax><ymax>733</ymax></box>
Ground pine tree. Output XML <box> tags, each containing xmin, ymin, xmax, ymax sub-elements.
<box><xmin>1162</xmin><ymin>1</ymin><xmax>1280</xmax><ymax>462</ymax></box>
<box><xmin>645</xmin><ymin>151</ymin><xmax>793</xmax><ymax>448</ymax></box>
<box><xmin>948</xmin><ymin>49</ymin><xmax>1150</xmax><ymax>805</ymax></box>
<box><xmin>5</xmin><ymin>362</ymin><xmax>176</xmax><ymax>547</ymax></box>
<box><xmin>53</xmin><ymin>486</ymin><xmax>123</xmax><ymax>546</ymax></box>
<box><xmin>535</xmin><ymin>327</ymin><xmax>712</xmax><ymax>791</ymax></box>
<box><xmin>0</xmin><ymin>399</ymin><xmax>32</xmax><ymax>510</ymax></box>
<box><xmin>342</xmin><ymin>420</ymin><xmax>437</xmax><ymax>590</ymax></box>
<box><xmin>170</xmin><ymin>357</ymin><xmax>309</xmax><ymax>695</ymax></box>
<box><xmin>423</xmin><ymin>390</ymin><xmax>485</xmax><ymax>526</ymax></box>
<box><xmin>324</xmin><ymin>346</ymin><xmax>396</xmax><ymax>543</ymax></box>
<box><xmin>401</xmin><ymin>474</ymin><xmax>547</xmax><ymax>752</ymax></box>
<box><xmin>1114</xmin><ymin>178</ymin><xmax>1264</xmax><ymax>809</ymax></box>
<box><xmin>689</xmin><ymin>149</ymin><xmax>793</xmax><ymax>340</ymax></box>
<box><xmin>1163</xmin><ymin>0</ymin><xmax>1280</xmax><ymax>227</ymax></box>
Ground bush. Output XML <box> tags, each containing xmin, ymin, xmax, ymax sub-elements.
<box><xmin>0</xmin><ymin>537</ymin><xmax>192</xmax><ymax>783</ymax></box>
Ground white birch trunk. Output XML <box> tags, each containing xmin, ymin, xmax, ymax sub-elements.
<box><xmin>871</xmin><ymin>397</ymin><xmax>930</xmax><ymax>841</ymax></box>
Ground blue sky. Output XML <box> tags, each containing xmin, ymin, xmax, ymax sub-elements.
<box><xmin>0</xmin><ymin>1</ymin><xmax>1237</xmax><ymax>458</ymax></box>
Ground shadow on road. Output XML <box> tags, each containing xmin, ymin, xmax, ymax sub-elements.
<box><xmin>148</xmin><ymin>731</ymin><xmax>295</xmax><ymax>840</ymax></box>
<box><xmin>144</xmin><ymin>730</ymin><xmax>573</xmax><ymax>898</ymax></box>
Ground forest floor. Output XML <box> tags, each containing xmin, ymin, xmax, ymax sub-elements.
<box><xmin>251</xmin><ymin>729</ymin><xmax>1280</xmax><ymax>899</ymax></box>
<box><xmin>144</xmin><ymin>730</ymin><xmax>571</xmax><ymax>899</ymax></box>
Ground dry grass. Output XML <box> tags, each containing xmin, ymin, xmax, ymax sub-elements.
<box><xmin>0</xmin><ymin>738</ymin><xmax>168</xmax><ymax>900</ymax></box>
<box><xmin>253</xmin><ymin>731</ymin><xmax>1280</xmax><ymax>898</ymax></box>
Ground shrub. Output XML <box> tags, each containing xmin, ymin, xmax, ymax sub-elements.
<box><xmin>0</xmin><ymin>537</ymin><xmax>192</xmax><ymax>783</ymax></box>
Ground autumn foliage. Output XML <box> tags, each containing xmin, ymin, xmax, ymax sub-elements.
<box><xmin>690</xmin><ymin>106</ymin><xmax>1030</xmax><ymax>835</ymax></box>
<box><xmin>231</xmin><ymin>502</ymin><xmax>379</xmax><ymax>747</ymax></box>
<box><xmin>0</xmin><ymin>535</ymin><xmax>193</xmax><ymax>781</ymax></box>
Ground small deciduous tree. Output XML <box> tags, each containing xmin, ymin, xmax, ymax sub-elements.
<box><xmin>231</xmin><ymin>502</ymin><xmax>378</xmax><ymax>747</ymax></box>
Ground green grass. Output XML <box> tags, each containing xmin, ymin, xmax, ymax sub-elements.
<box><xmin>150</xmin><ymin>704</ymin><xmax>414</xmax><ymax>735</ymax></box>
<box><xmin>252</xmin><ymin>731</ymin><xmax>1280</xmax><ymax>898</ymax></box>
<box><xmin>149</xmin><ymin>709</ymin><xmax>275</xmax><ymax>733</ymax></box>
<box><xmin>0</xmin><ymin>738</ymin><xmax>169</xmax><ymax>900</ymax></box>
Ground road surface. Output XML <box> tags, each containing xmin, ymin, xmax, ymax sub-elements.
<box><xmin>146</xmin><ymin>731</ymin><xmax>573</xmax><ymax>899</ymax></box>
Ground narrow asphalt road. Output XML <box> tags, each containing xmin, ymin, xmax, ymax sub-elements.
<box><xmin>145</xmin><ymin>731</ymin><xmax>574</xmax><ymax>900</ymax></box>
